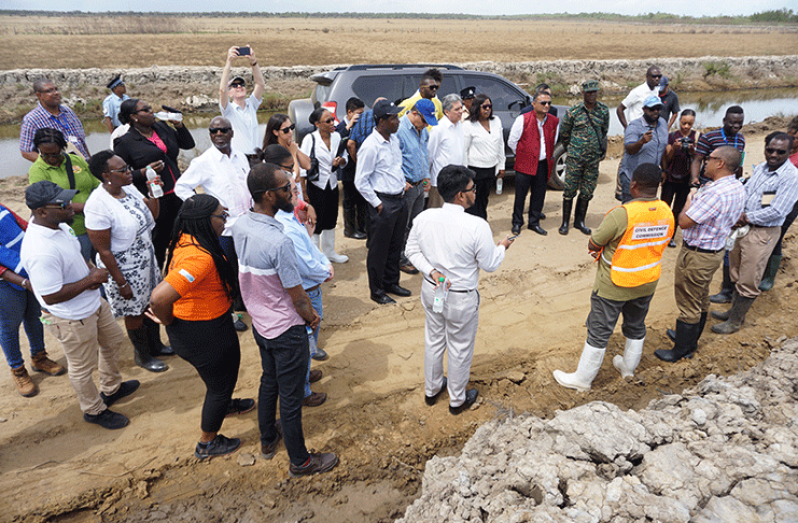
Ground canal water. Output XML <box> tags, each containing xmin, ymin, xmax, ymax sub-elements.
<box><xmin>1</xmin><ymin>87</ymin><xmax>795</xmax><ymax>179</ymax></box>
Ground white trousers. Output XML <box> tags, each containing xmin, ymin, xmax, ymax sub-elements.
<box><xmin>422</xmin><ymin>281</ymin><xmax>480</xmax><ymax>407</ymax></box>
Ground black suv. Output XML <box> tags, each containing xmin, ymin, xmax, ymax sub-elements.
<box><xmin>288</xmin><ymin>64</ymin><xmax>568</xmax><ymax>189</ymax></box>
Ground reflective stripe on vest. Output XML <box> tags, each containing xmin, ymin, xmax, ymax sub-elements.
<box><xmin>607</xmin><ymin>200</ymin><xmax>674</xmax><ymax>287</ymax></box>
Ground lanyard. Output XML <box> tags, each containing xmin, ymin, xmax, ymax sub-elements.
<box><xmin>720</xmin><ymin>128</ymin><xmax>739</xmax><ymax>149</ymax></box>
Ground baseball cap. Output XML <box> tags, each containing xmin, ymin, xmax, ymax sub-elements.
<box><xmin>25</xmin><ymin>181</ymin><xmax>77</xmax><ymax>210</ymax></box>
<box><xmin>643</xmin><ymin>95</ymin><xmax>664</xmax><ymax>109</ymax></box>
<box><xmin>228</xmin><ymin>76</ymin><xmax>246</xmax><ymax>88</ymax></box>
<box><xmin>660</xmin><ymin>76</ymin><xmax>670</xmax><ymax>87</ymax></box>
<box><xmin>373</xmin><ymin>100</ymin><xmax>401</xmax><ymax>120</ymax></box>
<box><xmin>413</xmin><ymin>98</ymin><xmax>438</xmax><ymax>126</ymax></box>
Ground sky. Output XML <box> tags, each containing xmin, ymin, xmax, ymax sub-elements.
<box><xmin>3</xmin><ymin>0</ymin><xmax>797</xmax><ymax>17</ymax></box>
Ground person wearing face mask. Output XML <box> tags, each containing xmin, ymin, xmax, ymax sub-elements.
<box><xmin>617</xmin><ymin>96</ymin><xmax>668</xmax><ymax>203</ymax></box>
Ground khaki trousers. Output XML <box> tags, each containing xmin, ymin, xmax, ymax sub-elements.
<box><xmin>43</xmin><ymin>299</ymin><xmax>126</xmax><ymax>415</ymax></box>
<box><xmin>729</xmin><ymin>226</ymin><xmax>780</xmax><ymax>298</ymax></box>
<box><xmin>674</xmin><ymin>245</ymin><xmax>724</xmax><ymax>323</ymax></box>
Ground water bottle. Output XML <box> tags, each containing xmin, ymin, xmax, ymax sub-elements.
<box><xmin>146</xmin><ymin>166</ymin><xmax>163</xmax><ymax>198</ymax></box>
<box><xmin>496</xmin><ymin>177</ymin><xmax>503</xmax><ymax>195</ymax></box>
<box><xmin>154</xmin><ymin>111</ymin><xmax>183</xmax><ymax>122</ymax></box>
<box><xmin>432</xmin><ymin>276</ymin><xmax>446</xmax><ymax>313</ymax></box>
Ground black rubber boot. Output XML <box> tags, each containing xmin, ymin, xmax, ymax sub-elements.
<box><xmin>710</xmin><ymin>264</ymin><xmax>734</xmax><ymax>303</ymax></box>
<box><xmin>144</xmin><ymin>316</ymin><xmax>174</xmax><ymax>356</ymax></box>
<box><xmin>355</xmin><ymin>202</ymin><xmax>368</xmax><ymax>240</ymax></box>
<box><xmin>758</xmin><ymin>254</ymin><xmax>781</xmax><ymax>292</ymax></box>
<box><xmin>711</xmin><ymin>295</ymin><xmax>755</xmax><ymax>335</ymax></box>
<box><xmin>343</xmin><ymin>203</ymin><xmax>366</xmax><ymax>240</ymax></box>
<box><xmin>573</xmin><ymin>198</ymin><xmax>592</xmax><ymax>235</ymax></box>
<box><xmin>128</xmin><ymin>326</ymin><xmax>168</xmax><ymax>373</ymax></box>
<box><xmin>666</xmin><ymin>311</ymin><xmax>707</xmax><ymax>344</ymax></box>
<box><xmin>558</xmin><ymin>199</ymin><xmax>573</xmax><ymax>235</ymax></box>
<box><xmin>655</xmin><ymin>320</ymin><xmax>701</xmax><ymax>362</ymax></box>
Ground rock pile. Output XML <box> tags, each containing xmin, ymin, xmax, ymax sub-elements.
<box><xmin>396</xmin><ymin>338</ymin><xmax>798</xmax><ymax>523</ymax></box>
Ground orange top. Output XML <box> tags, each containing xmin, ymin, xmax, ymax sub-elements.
<box><xmin>164</xmin><ymin>235</ymin><xmax>232</xmax><ymax>321</ymax></box>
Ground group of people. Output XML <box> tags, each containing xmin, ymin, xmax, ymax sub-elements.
<box><xmin>4</xmin><ymin>54</ymin><xmax>798</xmax><ymax>477</ymax></box>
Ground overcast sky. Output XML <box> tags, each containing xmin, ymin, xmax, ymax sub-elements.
<box><xmin>3</xmin><ymin>0</ymin><xmax>796</xmax><ymax>17</ymax></box>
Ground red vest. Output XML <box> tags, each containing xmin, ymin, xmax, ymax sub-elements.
<box><xmin>514</xmin><ymin>112</ymin><xmax>559</xmax><ymax>178</ymax></box>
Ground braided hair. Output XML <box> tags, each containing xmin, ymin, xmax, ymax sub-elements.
<box><xmin>165</xmin><ymin>194</ymin><xmax>238</xmax><ymax>300</ymax></box>
<box><xmin>33</xmin><ymin>128</ymin><xmax>67</xmax><ymax>151</ymax></box>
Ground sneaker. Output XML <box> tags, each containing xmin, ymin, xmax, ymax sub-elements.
<box><xmin>225</xmin><ymin>398</ymin><xmax>255</xmax><ymax>417</ymax></box>
<box><xmin>194</xmin><ymin>434</ymin><xmax>241</xmax><ymax>460</ymax></box>
<box><xmin>31</xmin><ymin>351</ymin><xmax>66</xmax><ymax>376</ymax></box>
<box><xmin>303</xmin><ymin>391</ymin><xmax>327</xmax><ymax>407</ymax></box>
<box><xmin>289</xmin><ymin>452</ymin><xmax>339</xmax><ymax>478</ymax></box>
<box><xmin>100</xmin><ymin>380</ymin><xmax>140</xmax><ymax>407</ymax></box>
<box><xmin>261</xmin><ymin>420</ymin><xmax>283</xmax><ymax>459</ymax></box>
<box><xmin>84</xmin><ymin>409</ymin><xmax>129</xmax><ymax>430</ymax></box>
<box><xmin>449</xmin><ymin>389</ymin><xmax>479</xmax><ymax>415</ymax></box>
<box><xmin>233</xmin><ymin>313</ymin><xmax>248</xmax><ymax>332</ymax></box>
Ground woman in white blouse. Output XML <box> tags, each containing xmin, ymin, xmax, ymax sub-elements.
<box><xmin>85</xmin><ymin>150</ymin><xmax>171</xmax><ymax>373</ymax></box>
<box><xmin>300</xmin><ymin>108</ymin><xmax>348</xmax><ymax>263</ymax></box>
<box><xmin>463</xmin><ymin>93</ymin><xmax>505</xmax><ymax>220</ymax></box>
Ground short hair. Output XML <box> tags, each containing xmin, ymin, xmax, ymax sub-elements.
<box><xmin>441</xmin><ymin>93</ymin><xmax>462</xmax><ymax>113</ymax></box>
<box><xmin>631</xmin><ymin>163</ymin><xmax>661</xmax><ymax>189</ymax></box>
<box><xmin>346</xmin><ymin>97</ymin><xmax>365</xmax><ymax>113</ymax></box>
<box><xmin>33</xmin><ymin>128</ymin><xmax>67</xmax><ymax>151</ymax></box>
<box><xmin>262</xmin><ymin>144</ymin><xmax>292</xmax><ymax>166</ymax></box>
<box><xmin>33</xmin><ymin>78</ymin><xmax>53</xmax><ymax>93</ymax></box>
<box><xmin>118</xmin><ymin>98</ymin><xmax>140</xmax><ymax>126</ymax></box>
<box><xmin>467</xmin><ymin>94</ymin><xmax>492</xmax><ymax>123</ymax></box>
<box><xmin>309</xmin><ymin>107</ymin><xmax>327</xmax><ymax>126</ymax></box>
<box><xmin>646</xmin><ymin>65</ymin><xmax>660</xmax><ymax>75</ymax></box>
<box><xmin>438</xmin><ymin>165</ymin><xmax>475</xmax><ymax>202</ymax></box>
<box><xmin>264</xmin><ymin>113</ymin><xmax>291</xmax><ymax>147</ymax></box>
<box><xmin>765</xmin><ymin>131</ymin><xmax>794</xmax><ymax>150</ymax></box>
<box><xmin>534</xmin><ymin>83</ymin><xmax>551</xmax><ymax>95</ymax></box>
<box><xmin>680</xmin><ymin>109</ymin><xmax>696</xmax><ymax>118</ymax></box>
<box><xmin>88</xmin><ymin>150</ymin><xmax>116</xmax><ymax>182</ymax></box>
<box><xmin>725</xmin><ymin>105</ymin><xmax>744</xmax><ymax>117</ymax></box>
<box><xmin>422</xmin><ymin>68</ymin><xmax>442</xmax><ymax>84</ymax></box>
<box><xmin>713</xmin><ymin>146</ymin><xmax>742</xmax><ymax>174</ymax></box>
<box><xmin>247</xmin><ymin>162</ymin><xmax>283</xmax><ymax>203</ymax></box>
<box><xmin>788</xmin><ymin>116</ymin><xmax>798</xmax><ymax>134</ymax></box>
<box><xmin>533</xmin><ymin>89</ymin><xmax>552</xmax><ymax>102</ymax></box>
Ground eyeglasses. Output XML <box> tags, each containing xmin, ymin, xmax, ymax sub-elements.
<box><xmin>463</xmin><ymin>185</ymin><xmax>477</xmax><ymax>193</ymax></box>
<box><xmin>108</xmin><ymin>165</ymin><xmax>131</xmax><ymax>174</ymax></box>
<box><xmin>45</xmin><ymin>201</ymin><xmax>70</xmax><ymax>210</ymax></box>
<box><xmin>209</xmin><ymin>127</ymin><xmax>232</xmax><ymax>134</ymax></box>
<box><xmin>136</xmin><ymin>105</ymin><xmax>153</xmax><ymax>113</ymax></box>
<box><xmin>279</xmin><ymin>124</ymin><xmax>296</xmax><ymax>134</ymax></box>
<box><xmin>39</xmin><ymin>152</ymin><xmax>63</xmax><ymax>159</ymax></box>
<box><xmin>538</xmin><ymin>101</ymin><xmax>552</xmax><ymax>106</ymax></box>
<box><xmin>211</xmin><ymin>210</ymin><xmax>230</xmax><ymax>220</ymax></box>
<box><xmin>766</xmin><ymin>147</ymin><xmax>788</xmax><ymax>155</ymax></box>
<box><xmin>481</xmin><ymin>104</ymin><xmax>492</xmax><ymax>110</ymax></box>
<box><xmin>706</xmin><ymin>155</ymin><xmax>723</xmax><ymax>163</ymax></box>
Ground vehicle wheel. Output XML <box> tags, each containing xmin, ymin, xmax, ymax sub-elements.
<box><xmin>549</xmin><ymin>143</ymin><xmax>567</xmax><ymax>190</ymax></box>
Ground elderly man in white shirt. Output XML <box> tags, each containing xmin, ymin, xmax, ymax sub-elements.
<box><xmin>219</xmin><ymin>45</ymin><xmax>266</xmax><ymax>162</ymax></box>
<box><xmin>174</xmin><ymin>116</ymin><xmax>252</xmax><ymax>330</ymax></box>
<box><xmin>406</xmin><ymin>165</ymin><xmax>514</xmax><ymax>415</ymax></box>
<box><xmin>427</xmin><ymin>94</ymin><xmax>465</xmax><ymax>209</ymax></box>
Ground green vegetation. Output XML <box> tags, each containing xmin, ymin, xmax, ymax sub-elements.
<box><xmin>703</xmin><ymin>61</ymin><xmax>732</xmax><ymax>79</ymax></box>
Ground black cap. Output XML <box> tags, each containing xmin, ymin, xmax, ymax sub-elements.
<box><xmin>107</xmin><ymin>75</ymin><xmax>124</xmax><ymax>89</ymax></box>
<box><xmin>460</xmin><ymin>86</ymin><xmax>476</xmax><ymax>100</ymax></box>
<box><xmin>25</xmin><ymin>181</ymin><xmax>78</xmax><ymax>210</ymax></box>
<box><xmin>373</xmin><ymin>99</ymin><xmax>401</xmax><ymax>120</ymax></box>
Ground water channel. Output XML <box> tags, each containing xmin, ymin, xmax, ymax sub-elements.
<box><xmin>1</xmin><ymin>87</ymin><xmax>795</xmax><ymax>179</ymax></box>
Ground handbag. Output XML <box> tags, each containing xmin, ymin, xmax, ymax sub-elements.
<box><xmin>306</xmin><ymin>134</ymin><xmax>320</xmax><ymax>182</ymax></box>
<box><xmin>582</xmin><ymin>106</ymin><xmax>607</xmax><ymax>158</ymax></box>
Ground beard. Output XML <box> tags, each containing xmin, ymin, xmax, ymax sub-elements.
<box><xmin>643</xmin><ymin>112</ymin><xmax>659</xmax><ymax>125</ymax></box>
<box><xmin>277</xmin><ymin>197</ymin><xmax>294</xmax><ymax>214</ymax></box>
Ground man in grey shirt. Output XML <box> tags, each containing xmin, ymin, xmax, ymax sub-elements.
<box><xmin>617</xmin><ymin>96</ymin><xmax>668</xmax><ymax>202</ymax></box>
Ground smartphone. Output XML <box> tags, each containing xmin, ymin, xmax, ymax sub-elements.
<box><xmin>238</xmin><ymin>46</ymin><xmax>251</xmax><ymax>56</ymax></box>
<box><xmin>508</xmin><ymin>234</ymin><xmax>520</xmax><ymax>241</ymax></box>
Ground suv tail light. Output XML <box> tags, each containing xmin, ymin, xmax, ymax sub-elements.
<box><xmin>321</xmin><ymin>101</ymin><xmax>339</xmax><ymax>124</ymax></box>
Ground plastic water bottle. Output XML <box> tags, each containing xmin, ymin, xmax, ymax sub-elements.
<box><xmin>146</xmin><ymin>166</ymin><xmax>163</xmax><ymax>198</ymax></box>
<box><xmin>432</xmin><ymin>276</ymin><xmax>446</xmax><ymax>313</ymax></box>
<box><xmin>154</xmin><ymin>111</ymin><xmax>183</xmax><ymax>122</ymax></box>
<box><xmin>496</xmin><ymin>178</ymin><xmax>503</xmax><ymax>195</ymax></box>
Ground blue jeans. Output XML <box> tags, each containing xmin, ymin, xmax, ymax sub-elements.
<box><xmin>0</xmin><ymin>283</ymin><xmax>45</xmax><ymax>369</ymax></box>
<box><xmin>254</xmin><ymin>324</ymin><xmax>310</xmax><ymax>467</ymax></box>
<box><xmin>304</xmin><ymin>287</ymin><xmax>323</xmax><ymax>397</ymax></box>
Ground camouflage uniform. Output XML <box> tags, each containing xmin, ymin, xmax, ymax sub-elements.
<box><xmin>560</xmin><ymin>101</ymin><xmax>610</xmax><ymax>201</ymax></box>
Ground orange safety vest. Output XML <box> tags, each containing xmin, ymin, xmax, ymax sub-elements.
<box><xmin>601</xmin><ymin>200</ymin><xmax>675</xmax><ymax>288</ymax></box>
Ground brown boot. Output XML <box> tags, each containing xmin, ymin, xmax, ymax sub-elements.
<box><xmin>11</xmin><ymin>365</ymin><xmax>38</xmax><ymax>397</ymax></box>
<box><xmin>31</xmin><ymin>351</ymin><xmax>66</xmax><ymax>376</ymax></box>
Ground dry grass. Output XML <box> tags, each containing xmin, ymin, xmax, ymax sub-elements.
<box><xmin>0</xmin><ymin>15</ymin><xmax>795</xmax><ymax>70</ymax></box>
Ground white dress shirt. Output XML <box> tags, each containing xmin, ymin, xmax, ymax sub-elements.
<box><xmin>220</xmin><ymin>93</ymin><xmax>262</xmax><ymax>154</ymax></box>
<box><xmin>621</xmin><ymin>82</ymin><xmax>659</xmax><ymax>123</ymax></box>
<box><xmin>299</xmin><ymin>130</ymin><xmax>345</xmax><ymax>190</ymax></box>
<box><xmin>428</xmin><ymin>117</ymin><xmax>465</xmax><ymax>187</ymax></box>
<box><xmin>175</xmin><ymin>146</ymin><xmax>252</xmax><ymax>235</ymax></box>
<box><xmin>463</xmin><ymin>117</ymin><xmax>505</xmax><ymax>175</ymax></box>
<box><xmin>406</xmin><ymin>203</ymin><xmax>506</xmax><ymax>291</ymax></box>
<box><xmin>355</xmin><ymin>129</ymin><xmax>405</xmax><ymax>208</ymax></box>
<box><xmin>508</xmin><ymin>114</ymin><xmax>558</xmax><ymax>160</ymax></box>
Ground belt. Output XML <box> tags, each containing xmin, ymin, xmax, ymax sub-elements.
<box><xmin>682</xmin><ymin>241</ymin><xmax>723</xmax><ymax>254</ymax></box>
<box><xmin>406</xmin><ymin>180</ymin><xmax>424</xmax><ymax>186</ymax></box>
<box><xmin>423</xmin><ymin>277</ymin><xmax>474</xmax><ymax>293</ymax></box>
<box><xmin>304</xmin><ymin>284</ymin><xmax>321</xmax><ymax>292</ymax></box>
<box><xmin>376</xmin><ymin>191</ymin><xmax>404</xmax><ymax>200</ymax></box>
<box><xmin>749</xmin><ymin>224</ymin><xmax>777</xmax><ymax>229</ymax></box>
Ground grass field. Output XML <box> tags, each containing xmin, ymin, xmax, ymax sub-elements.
<box><xmin>0</xmin><ymin>15</ymin><xmax>795</xmax><ymax>70</ymax></box>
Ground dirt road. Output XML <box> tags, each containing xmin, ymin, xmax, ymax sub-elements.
<box><xmin>2</xmin><ymin>126</ymin><xmax>797</xmax><ymax>523</ymax></box>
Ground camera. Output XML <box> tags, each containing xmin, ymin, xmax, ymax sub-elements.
<box><xmin>680</xmin><ymin>137</ymin><xmax>694</xmax><ymax>152</ymax></box>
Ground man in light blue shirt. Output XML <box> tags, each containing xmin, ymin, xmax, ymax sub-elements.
<box><xmin>397</xmin><ymin>99</ymin><xmax>436</xmax><ymax>274</ymax></box>
<box><xmin>102</xmin><ymin>75</ymin><xmax>129</xmax><ymax>133</ymax></box>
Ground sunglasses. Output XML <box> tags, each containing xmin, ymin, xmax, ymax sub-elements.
<box><xmin>209</xmin><ymin>127</ymin><xmax>232</xmax><ymax>134</ymax></box>
<box><xmin>266</xmin><ymin>182</ymin><xmax>292</xmax><ymax>193</ymax></box>
<box><xmin>766</xmin><ymin>147</ymin><xmax>788</xmax><ymax>155</ymax></box>
<box><xmin>427</xmin><ymin>84</ymin><xmax>440</xmax><ymax>90</ymax></box>
<box><xmin>649</xmin><ymin>74</ymin><xmax>662</xmax><ymax>79</ymax></box>
<box><xmin>280</xmin><ymin>124</ymin><xmax>296</xmax><ymax>134</ymax></box>
<box><xmin>229</xmin><ymin>83</ymin><xmax>246</xmax><ymax>89</ymax></box>
<box><xmin>211</xmin><ymin>210</ymin><xmax>230</xmax><ymax>220</ymax></box>
<box><xmin>45</xmin><ymin>201</ymin><xmax>70</xmax><ymax>210</ymax></box>
<box><xmin>322</xmin><ymin>118</ymin><xmax>335</xmax><ymax>124</ymax></box>
<box><xmin>539</xmin><ymin>101</ymin><xmax>552</xmax><ymax>106</ymax></box>
<box><xmin>481</xmin><ymin>104</ymin><xmax>492</xmax><ymax>109</ymax></box>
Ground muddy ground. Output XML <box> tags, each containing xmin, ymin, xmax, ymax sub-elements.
<box><xmin>2</xmin><ymin>123</ymin><xmax>797</xmax><ymax>523</ymax></box>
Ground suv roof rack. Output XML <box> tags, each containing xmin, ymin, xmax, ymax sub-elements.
<box><xmin>344</xmin><ymin>64</ymin><xmax>464</xmax><ymax>71</ymax></box>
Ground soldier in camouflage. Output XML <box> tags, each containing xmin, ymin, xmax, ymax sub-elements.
<box><xmin>558</xmin><ymin>80</ymin><xmax>610</xmax><ymax>236</ymax></box>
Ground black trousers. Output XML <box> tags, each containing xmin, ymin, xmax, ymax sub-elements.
<box><xmin>306</xmin><ymin>181</ymin><xmax>340</xmax><ymax>232</ymax></box>
<box><xmin>342</xmin><ymin>180</ymin><xmax>369</xmax><ymax>232</ymax></box>
<box><xmin>661</xmin><ymin>181</ymin><xmax>690</xmax><ymax>232</ymax></box>
<box><xmin>512</xmin><ymin>160</ymin><xmax>548</xmax><ymax>228</ymax></box>
<box><xmin>152</xmin><ymin>192</ymin><xmax>183</xmax><ymax>270</ymax></box>
<box><xmin>166</xmin><ymin>311</ymin><xmax>241</xmax><ymax>433</ymax></box>
<box><xmin>367</xmin><ymin>194</ymin><xmax>407</xmax><ymax>294</ymax></box>
<box><xmin>465</xmin><ymin>166</ymin><xmax>494</xmax><ymax>220</ymax></box>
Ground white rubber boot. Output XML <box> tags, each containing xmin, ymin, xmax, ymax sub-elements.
<box><xmin>553</xmin><ymin>342</ymin><xmax>606</xmax><ymax>392</ymax></box>
<box><xmin>312</xmin><ymin>233</ymin><xmax>321</xmax><ymax>250</ymax></box>
<box><xmin>613</xmin><ymin>337</ymin><xmax>645</xmax><ymax>379</ymax></box>
<box><xmin>321</xmin><ymin>229</ymin><xmax>348</xmax><ymax>263</ymax></box>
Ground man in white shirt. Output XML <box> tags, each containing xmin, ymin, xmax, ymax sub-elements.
<box><xmin>175</xmin><ymin>116</ymin><xmax>252</xmax><ymax>331</ymax></box>
<box><xmin>219</xmin><ymin>45</ymin><xmax>266</xmax><ymax>162</ymax></box>
<box><xmin>21</xmin><ymin>181</ymin><xmax>139</xmax><ymax>430</ymax></box>
<box><xmin>355</xmin><ymin>100</ymin><xmax>411</xmax><ymax>305</ymax></box>
<box><xmin>428</xmin><ymin>94</ymin><xmax>465</xmax><ymax>209</ymax></box>
<box><xmin>407</xmin><ymin>165</ymin><xmax>513</xmax><ymax>414</ymax></box>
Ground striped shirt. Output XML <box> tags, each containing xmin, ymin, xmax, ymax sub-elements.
<box><xmin>20</xmin><ymin>103</ymin><xmax>89</xmax><ymax>160</ymax></box>
<box><xmin>695</xmin><ymin>128</ymin><xmax>745</xmax><ymax>157</ymax></box>
<box><xmin>683</xmin><ymin>175</ymin><xmax>745</xmax><ymax>251</ymax></box>
<box><xmin>743</xmin><ymin>160</ymin><xmax>798</xmax><ymax>228</ymax></box>
<box><xmin>232</xmin><ymin>211</ymin><xmax>304</xmax><ymax>339</ymax></box>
